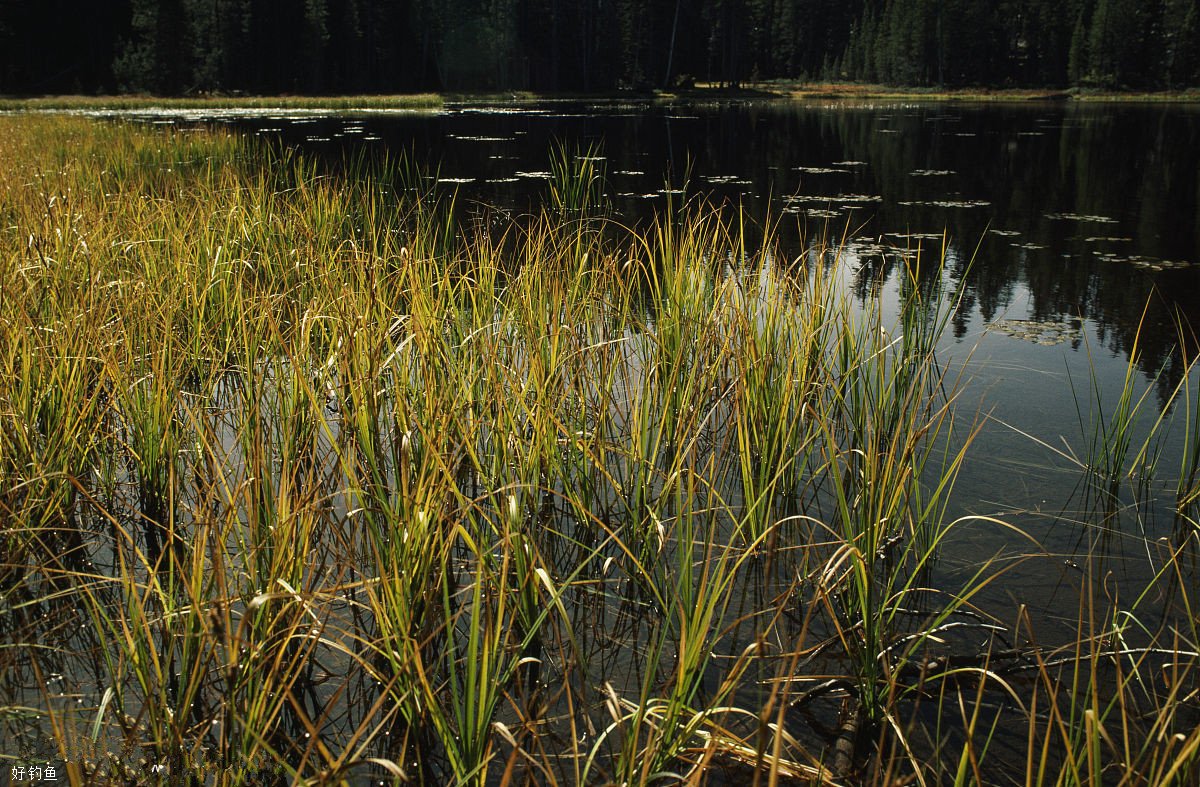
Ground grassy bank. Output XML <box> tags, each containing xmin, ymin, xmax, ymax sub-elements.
<box><xmin>5</xmin><ymin>82</ymin><xmax>1200</xmax><ymax>114</ymax></box>
<box><xmin>0</xmin><ymin>115</ymin><xmax>1197</xmax><ymax>785</ymax></box>
<box><xmin>0</xmin><ymin>94</ymin><xmax>445</xmax><ymax>113</ymax></box>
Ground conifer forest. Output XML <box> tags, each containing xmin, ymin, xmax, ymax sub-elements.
<box><xmin>2</xmin><ymin>0</ymin><xmax>1198</xmax><ymax>96</ymax></box>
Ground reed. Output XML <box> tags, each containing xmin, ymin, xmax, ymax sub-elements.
<box><xmin>1068</xmin><ymin>306</ymin><xmax>1169</xmax><ymax>507</ymax></box>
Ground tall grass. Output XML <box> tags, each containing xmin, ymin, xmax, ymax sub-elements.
<box><xmin>1</xmin><ymin>114</ymin><xmax>1197</xmax><ymax>785</ymax></box>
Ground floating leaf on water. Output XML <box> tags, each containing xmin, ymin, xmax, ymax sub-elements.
<box><xmin>795</xmin><ymin>166</ymin><xmax>850</xmax><ymax>174</ymax></box>
<box><xmin>898</xmin><ymin>199</ymin><xmax>990</xmax><ymax>208</ymax></box>
<box><xmin>843</xmin><ymin>239</ymin><xmax>916</xmax><ymax>261</ymax></box>
<box><xmin>459</xmin><ymin>107</ymin><xmax>543</xmax><ymax>115</ymax></box>
<box><xmin>1045</xmin><ymin>212</ymin><xmax>1118</xmax><ymax>223</ymax></box>
<box><xmin>1137</xmin><ymin>258</ymin><xmax>1192</xmax><ymax>270</ymax></box>
<box><xmin>887</xmin><ymin>232</ymin><xmax>943</xmax><ymax>240</ymax></box>
<box><xmin>839</xmin><ymin>193</ymin><xmax>883</xmax><ymax>203</ymax></box>
<box><xmin>934</xmin><ymin>199</ymin><xmax>990</xmax><ymax>208</ymax></box>
<box><xmin>1099</xmin><ymin>255</ymin><xmax>1195</xmax><ymax>271</ymax></box>
<box><xmin>449</xmin><ymin>134</ymin><xmax>515</xmax><ymax>142</ymax></box>
<box><xmin>987</xmin><ymin>318</ymin><xmax>1082</xmax><ymax>345</ymax></box>
<box><xmin>788</xmin><ymin>193</ymin><xmax>882</xmax><ymax>204</ymax></box>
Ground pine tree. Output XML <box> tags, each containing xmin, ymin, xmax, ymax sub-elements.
<box><xmin>1182</xmin><ymin>0</ymin><xmax>1200</xmax><ymax>85</ymax></box>
<box><xmin>114</xmin><ymin>0</ymin><xmax>188</xmax><ymax>93</ymax></box>
<box><xmin>184</xmin><ymin>0</ymin><xmax>251</xmax><ymax>93</ymax></box>
<box><xmin>1086</xmin><ymin>0</ymin><xmax>1158</xmax><ymax>88</ymax></box>
<box><xmin>1164</xmin><ymin>0</ymin><xmax>1200</xmax><ymax>87</ymax></box>
<box><xmin>1068</xmin><ymin>1</ymin><xmax>1092</xmax><ymax>84</ymax></box>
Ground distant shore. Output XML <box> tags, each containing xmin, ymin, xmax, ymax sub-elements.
<box><xmin>3</xmin><ymin>82</ymin><xmax>1199</xmax><ymax>112</ymax></box>
<box><xmin>666</xmin><ymin>81</ymin><xmax>1200</xmax><ymax>103</ymax></box>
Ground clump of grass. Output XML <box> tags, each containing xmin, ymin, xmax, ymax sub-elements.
<box><xmin>548</xmin><ymin>139</ymin><xmax>607</xmax><ymax>217</ymax></box>
<box><xmin>1067</xmin><ymin>305</ymin><xmax>1171</xmax><ymax>508</ymax></box>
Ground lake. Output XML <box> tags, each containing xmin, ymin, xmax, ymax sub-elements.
<box><xmin>10</xmin><ymin>99</ymin><xmax>1199</xmax><ymax>782</ymax></box>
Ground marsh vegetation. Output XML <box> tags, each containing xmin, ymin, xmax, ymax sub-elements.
<box><xmin>1</xmin><ymin>115</ymin><xmax>1197</xmax><ymax>785</ymax></box>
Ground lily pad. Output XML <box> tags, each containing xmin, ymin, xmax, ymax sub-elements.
<box><xmin>1045</xmin><ymin>212</ymin><xmax>1118</xmax><ymax>224</ymax></box>
<box><xmin>795</xmin><ymin>166</ymin><xmax>850</xmax><ymax>174</ymax></box>
<box><xmin>987</xmin><ymin>319</ymin><xmax>1082</xmax><ymax>346</ymax></box>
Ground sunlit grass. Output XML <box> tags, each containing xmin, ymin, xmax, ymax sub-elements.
<box><xmin>0</xmin><ymin>94</ymin><xmax>444</xmax><ymax>112</ymax></box>
<box><xmin>0</xmin><ymin>114</ymin><xmax>1196</xmax><ymax>785</ymax></box>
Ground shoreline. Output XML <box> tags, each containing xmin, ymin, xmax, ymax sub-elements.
<box><xmin>3</xmin><ymin>82</ymin><xmax>1199</xmax><ymax>112</ymax></box>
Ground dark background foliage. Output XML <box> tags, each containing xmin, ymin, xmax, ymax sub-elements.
<box><xmin>2</xmin><ymin>0</ymin><xmax>1197</xmax><ymax>95</ymax></box>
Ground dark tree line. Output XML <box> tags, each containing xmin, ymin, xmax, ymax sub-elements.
<box><xmin>841</xmin><ymin>0</ymin><xmax>1200</xmax><ymax>89</ymax></box>
<box><xmin>2</xmin><ymin>0</ymin><xmax>1197</xmax><ymax>95</ymax></box>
